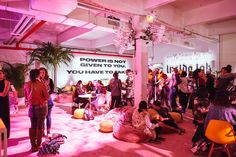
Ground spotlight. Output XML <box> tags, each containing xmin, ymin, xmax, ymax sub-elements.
<box><xmin>146</xmin><ymin>14</ymin><xmax>154</xmax><ymax>23</ymax></box>
<box><xmin>146</xmin><ymin>11</ymin><xmax>156</xmax><ymax>23</ymax></box>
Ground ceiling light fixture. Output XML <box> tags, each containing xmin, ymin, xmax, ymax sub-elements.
<box><xmin>146</xmin><ymin>11</ymin><xmax>157</xmax><ymax>23</ymax></box>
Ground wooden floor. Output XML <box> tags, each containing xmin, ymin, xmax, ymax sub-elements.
<box><xmin>6</xmin><ymin>102</ymin><xmax>236</xmax><ymax>157</ymax></box>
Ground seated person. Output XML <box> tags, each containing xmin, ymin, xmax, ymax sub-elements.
<box><xmin>85</xmin><ymin>81</ymin><xmax>94</xmax><ymax>94</ymax></box>
<box><xmin>74</xmin><ymin>80</ymin><xmax>89</xmax><ymax>108</ymax></box>
<box><xmin>91</xmin><ymin>86</ymin><xmax>111</xmax><ymax>111</ymax></box>
<box><xmin>191</xmin><ymin>92</ymin><xmax>209</xmax><ymax>146</ymax></box>
<box><xmin>193</xmin><ymin>90</ymin><xmax>209</xmax><ymax>126</ymax></box>
<box><xmin>204</xmin><ymin>89</ymin><xmax>236</xmax><ymax>132</ymax></box>
<box><xmin>151</xmin><ymin>101</ymin><xmax>185</xmax><ymax>134</ymax></box>
<box><xmin>132</xmin><ymin>101</ymin><xmax>164</xmax><ymax>141</ymax></box>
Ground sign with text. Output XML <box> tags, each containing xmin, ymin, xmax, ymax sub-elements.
<box><xmin>56</xmin><ymin>53</ymin><xmax>133</xmax><ymax>87</ymax></box>
<box><xmin>163</xmin><ymin>52</ymin><xmax>215</xmax><ymax>74</ymax></box>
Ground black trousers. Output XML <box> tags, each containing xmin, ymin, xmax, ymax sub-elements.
<box><xmin>154</xmin><ymin>127</ymin><xmax>162</xmax><ymax>139</ymax></box>
<box><xmin>110</xmin><ymin>95</ymin><xmax>121</xmax><ymax>110</ymax></box>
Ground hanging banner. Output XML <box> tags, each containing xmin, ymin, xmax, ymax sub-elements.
<box><xmin>56</xmin><ymin>53</ymin><xmax>133</xmax><ymax>87</ymax></box>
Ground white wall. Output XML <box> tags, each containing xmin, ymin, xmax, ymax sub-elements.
<box><xmin>148</xmin><ymin>38</ymin><xmax>219</xmax><ymax>74</ymax></box>
<box><xmin>220</xmin><ymin>33</ymin><xmax>236</xmax><ymax>73</ymax></box>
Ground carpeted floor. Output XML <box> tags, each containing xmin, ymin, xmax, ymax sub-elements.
<box><xmin>6</xmin><ymin>101</ymin><xmax>235</xmax><ymax>157</ymax></box>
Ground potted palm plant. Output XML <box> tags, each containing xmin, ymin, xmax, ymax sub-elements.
<box><xmin>0</xmin><ymin>61</ymin><xmax>27</xmax><ymax>97</ymax></box>
<box><xmin>27</xmin><ymin>42</ymin><xmax>74</xmax><ymax>89</ymax></box>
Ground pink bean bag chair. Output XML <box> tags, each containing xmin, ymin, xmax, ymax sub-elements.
<box><xmin>112</xmin><ymin>106</ymin><xmax>150</xmax><ymax>143</ymax></box>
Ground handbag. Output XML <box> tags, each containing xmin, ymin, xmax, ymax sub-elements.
<box><xmin>83</xmin><ymin>108</ymin><xmax>94</xmax><ymax>121</ymax></box>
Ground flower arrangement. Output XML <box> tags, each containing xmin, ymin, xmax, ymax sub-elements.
<box><xmin>114</xmin><ymin>21</ymin><xmax>136</xmax><ymax>54</ymax></box>
<box><xmin>114</xmin><ymin>20</ymin><xmax>169</xmax><ymax>54</ymax></box>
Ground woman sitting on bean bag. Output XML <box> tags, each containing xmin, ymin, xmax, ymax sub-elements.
<box><xmin>132</xmin><ymin>101</ymin><xmax>163</xmax><ymax>141</ymax></box>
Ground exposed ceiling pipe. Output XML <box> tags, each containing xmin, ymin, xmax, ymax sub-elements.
<box><xmin>16</xmin><ymin>20</ymin><xmax>46</xmax><ymax>47</ymax></box>
<box><xmin>11</xmin><ymin>16</ymin><xmax>35</xmax><ymax>36</ymax></box>
<box><xmin>77</xmin><ymin>1</ymin><xmax>130</xmax><ymax>22</ymax></box>
<box><xmin>0</xmin><ymin>46</ymin><xmax>34</xmax><ymax>51</ymax></box>
<box><xmin>0</xmin><ymin>45</ymin><xmax>132</xmax><ymax>58</ymax></box>
<box><xmin>11</xmin><ymin>15</ymin><xmax>27</xmax><ymax>35</ymax></box>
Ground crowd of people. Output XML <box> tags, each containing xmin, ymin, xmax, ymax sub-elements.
<box><xmin>0</xmin><ymin>64</ymin><xmax>235</xmax><ymax>154</ymax></box>
<box><xmin>72</xmin><ymin>69</ymin><xmax>134</xmax><ymax>111</ymax></box>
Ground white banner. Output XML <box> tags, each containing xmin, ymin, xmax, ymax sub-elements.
<box><xmin>56</xmin><ymin>53</ymin><xmax>133</xmax><ymax>87</ymax></box>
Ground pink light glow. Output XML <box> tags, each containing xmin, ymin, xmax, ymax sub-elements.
<box><xmin>8</xmin><ymin>99</ymin><xmax>212</xmax><ymax>157</ymax></box>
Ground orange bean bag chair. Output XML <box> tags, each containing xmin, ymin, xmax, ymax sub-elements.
<box><xmin>168</xmin><ymin>112</ymin><xmax>182</xmax><ymax>123</ymax></box>
<box><xmin>148</xmin><ymin>108</ymin><xmax>161</xmax><ymax>121</ymax></box>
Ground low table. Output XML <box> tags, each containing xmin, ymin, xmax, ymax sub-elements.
<box><xmin>79</xmin><ymin>94</ymin><xmax>98</xmax><ymax>109</ymax></box>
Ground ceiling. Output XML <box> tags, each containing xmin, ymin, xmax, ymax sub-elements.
<box><xmin>0</xmin><ymin>0</ymin><xmax>235</xmax><ymax>54</ymax></box>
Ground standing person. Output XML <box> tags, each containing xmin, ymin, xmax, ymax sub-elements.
<box><xmin>206</xmin><ymin>70</ymin><xmax>215</xmax><ymax>102</ymax></box>
<box><xmin>147</xmin><ymin>69</ymin><xmax>154</xmax><ymax>105</ymax></box>
<box><xmin>169</xmin><ymin>68</ymin><xmax>182</xmax><ymax>111</ymax></box>
<box><xmin>178</xmin><ymin>71</ymin><xmax>190</xmax><ymax>113</ymax></box>
<box><xmin>0</xmin><ymin>70</ymin><xmax>11</xmax><ymax>138</ymax></box>
<box><xmin>9</xmin><ymin>84</ymin><xmax>19</xmax><ymax>114</ymax></box>
<box><xmin>39</xmin><ymin>67</ymin><xmax>54</xmax><ymax>135</ymax></box>
<box><xmin>24</xmin><ymin>69</ymin><xmax>49</xmax><ymax>152</ymax></box>
<box><xmin>109</xmin><ymin>71</ymin><xmax>122</xmax><ymax>109</ymax></box>
<box><xmin>125</xmin><ymin>69</ymin><xmax>134</xmax><ymax>106</ymax></box>
<box><xmin>158</xmin><ymin>73</ymin><xmax>170</xmax><ymax>110</ymax></box>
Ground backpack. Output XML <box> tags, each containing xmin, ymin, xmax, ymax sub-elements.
<box><xmin>83</xmin><ymin>108</ymin><xmax>94</xmax><ymax>121</ymax></box>
<box><xmin>38</xmin><ymin>133</ymin><xmax>67</xmax><ymax>155</ymax></box>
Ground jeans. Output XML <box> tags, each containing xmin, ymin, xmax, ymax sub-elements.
<box><xmin>169</xmin><ymin>86</ymin><xmax>178</xmax><ymax>108</ymax></box>
<box><xmin>46</xmin><ymin>105</ymin><xmax>53</xmax><ymax>130</ymax></box>
<box><xmin>28</xmin><ymin>105</ymin><xmax>47</xmax><ymax>130</ymax></box>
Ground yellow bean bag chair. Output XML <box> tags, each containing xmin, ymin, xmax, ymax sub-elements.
<box><xmin>99</xmin><ymin>120</ymin><xmax>114</xmax><ymax>133</ymax></box>
<box><xmin>73</xmin><ymin>109</ymin><xmax>85</xmax><ymax>119</ymax></box>
<box><xmin>169</xmin><ymin>112</ymin><xmax>182</xmax><ymax>123</ymax></box>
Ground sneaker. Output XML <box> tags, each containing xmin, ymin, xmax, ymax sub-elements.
<box><xmin>191</xmin><ymin>146</ymin><xmax>198</xmax><ymax>153</ymax></box>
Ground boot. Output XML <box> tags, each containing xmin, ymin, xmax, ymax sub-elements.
<box><xmin>36</xmin><ymin>129</ymin><xmax>44</xmax><ymax>148</ymax></box>
<box><xmin>29</xmin><ymin>128</ymin><xmax>38</xmax><ymax>152</ymax></box>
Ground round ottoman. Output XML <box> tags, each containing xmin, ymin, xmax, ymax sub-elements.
<box><xmin>99</xmin><ymin>120</ymin><xmax>114</xmax><ymax>133</ymax></box>
<box><xmin>73</xmin><ymin>109</ymin><xmax>85</xmax><ymax>119</ymax></box>
<box><xmin>169</xmin><ymin>112</ymin><xmax>182</xmax><ymax>123</ymax></box>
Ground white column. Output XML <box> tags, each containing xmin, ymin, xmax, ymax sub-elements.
<box><xmin>133</xmin><ymin>16</ymin><xmax>148</xmax><ymax>107</ymax></box>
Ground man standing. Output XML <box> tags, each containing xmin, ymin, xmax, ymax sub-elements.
<box><xmin>109</xmin><ymin>71</ymin><xmax>122</xmax><ymax>109</ymax></box>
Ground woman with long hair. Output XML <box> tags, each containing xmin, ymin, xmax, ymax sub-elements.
<box><xmin>24</xmin><ymin>69</ymin><xmax>49</xmax><ymax>152</ymax></box>
<box><xmin>39</xmin><ymin>67</ymin><xmax>54</xmax><ymax>135</ymax></box>
<box><xmin>132</xmin><ymin>101</ymin><xmax>163</xmax><ymax>141</ymax></box>
<box><xmin>0</xmin><ymin>70</ymin><xmax>11</xmax><ymax>138</ymax></box>
<box><xmin>204</xmin><ymin>90</ymin><xmax>236</xmax><ymax>131</ymax></box>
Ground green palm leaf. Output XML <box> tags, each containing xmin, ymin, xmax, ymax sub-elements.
<box><xmin>27</xmin><ymin>42</ymin><xmax>74</xmax><ymax>88</ymax></box>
